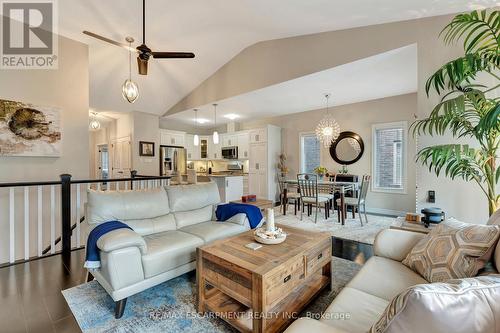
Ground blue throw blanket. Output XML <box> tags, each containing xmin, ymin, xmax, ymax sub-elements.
<box><xmin>216</xmin><ymin>203</ymin><xmax>263</xmax><ymax>229</ymax></box>
<box><xmin>84</xmin><ymin>221</ymin><xmax>131</xmax><ymax>269</ymax></box>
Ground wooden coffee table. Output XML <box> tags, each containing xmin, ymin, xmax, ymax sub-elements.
<box><xmin>196</xmin><ymin>225</ymin><xmax>332</xmax><ymax>333</ymax></box>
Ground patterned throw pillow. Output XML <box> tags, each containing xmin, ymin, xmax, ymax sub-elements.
<box><xmin>402</xmin><ymin>220</ymin><xmax>500</xmax><ymax>282</ymax></box>
<box><xmin>370</xmin><ymin>275</ymin><xmax>500</xmax><ymax>333</ymax></box>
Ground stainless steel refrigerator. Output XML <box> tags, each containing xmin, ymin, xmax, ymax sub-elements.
<box><xmin>160</xmin><ymin>145</ymin><xmax>187</xmax><ymax>177</ymax></box>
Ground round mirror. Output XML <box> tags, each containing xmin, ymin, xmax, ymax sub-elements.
<box><xmin>329</xmin><ymin>131</ymin><xmax>364</xmax><ymax>165</ymax></box>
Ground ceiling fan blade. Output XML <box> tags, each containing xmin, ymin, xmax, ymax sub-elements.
<box><xmin>83</xmin><ymin>31</ymin><xmax>138</xmax><ymax>53</ymax></box>
<box><xmin>152</xmin><ymin>52</ymin><xmax>195</xmax><ymax>59</ymax></box>
<box><xmin>137</xmin><ymin>56</ymin><xmax>148</xmax><ymax>75</ymax></box>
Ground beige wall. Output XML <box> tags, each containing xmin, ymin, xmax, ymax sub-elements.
<box><xmin>0</xmin><ymin>35</ymin><xmax>90</xmax><ymax>181</ymax></box>
<box><xmin>240</xmin><ymin>93</ymin><xmax>417</xmax><ymax>215</ymax></box>
<box><xmin>0</xmin><ymin>34</ymin><xmax>89</xmax><ymax>262</ymax></box>
<box><xmin>132</xmin><ymin>111</ymin><xmax>160</xmax><ymax>176</ymax></box>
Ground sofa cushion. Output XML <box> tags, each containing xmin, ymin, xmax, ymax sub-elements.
<box><xmin>166</xmin><ymin>182</ymin><xmax>220</xmax><ymax>212</ymax></box>
<box><xmin>370</xmin><ymin>275</ymin><xmax>500</xmax><ymax>333</ymax></box>
<box><xmin>285</xmin><ymin>317</ymin><xmax>350</xmax><ymax>333</ymax></box>
<box><xmin>402</xmin><ymin>220</ymin><xmax>500</xmax><ymax>282</ymax></box>
<box><xmin>487</xmin><ymin>210</ymin><xmax>500</xmax><ymax>272</ymax></box>
<box><xmin>141</xmin><ymin>231</ymin><xmax>204</xmax><ymax>278</ymax></box>
<box><xmin>348</xmin><ymin>256</ymin><xmax>427</xmax><ymax>301</ymax></box>
<box><xmin>174</xmin><ymin>205</ymin><xmax>214</xmax><ymax>229</ymax></box>
<box><xmin>87</xmin><ymin>188</ymin><xmax>174</xmax><ymax>235</ymax></box>
<box><xmin>320</xmin><ymin>287</ymin><xmax>389</xmax><ymax>333</ymax></box>
<box><xmin>180</xmin><ymin>221</ymin><xmax>247</xmax><ymax>243</ymax></box>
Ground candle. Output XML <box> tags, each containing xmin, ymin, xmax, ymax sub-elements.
<box><xmin>266</xmin><ymin>208</ymin><xmax>275</xmax><ymax>232</ymax></box>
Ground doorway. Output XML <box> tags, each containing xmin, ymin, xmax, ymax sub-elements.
<box><xmin>97</xmin><ymin>144</ymin><xmax>109</xmax><ymax>180</ymax></box>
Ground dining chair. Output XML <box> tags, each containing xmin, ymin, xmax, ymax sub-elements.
<box><xmin>297</xmin><ymin>173</ymin><xmax>329</xmax><ymax>223</ymax></box>
<box><xmin>336</xmin><ymin>175</ymin><xmax>370</xmax><ymax>226</ymax></box>
<box><xmin>277</xmin><ymin>172</ymin><xmax>300</xmax><ymax>215</ymax></box>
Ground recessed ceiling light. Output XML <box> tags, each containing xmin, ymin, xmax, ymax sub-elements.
<box><xmin>196</xmin><ymin>118</ymin><xmax>209</xmax><ymax>124</ymax></box>
<box><xmin>224</xmin><ymin>114</ymin><xmax>239</xmax><ymax>120</ymax></box>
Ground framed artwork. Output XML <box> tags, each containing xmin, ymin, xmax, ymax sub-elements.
<box><xmin>139</xmin><ymin>141</ymin><xmax>155</xmax><ymax>157</ymax></box>
<box><xmin>0</xmin><ymin>98</ymin><xmax>62</xmax><ymax>157</ymax></box>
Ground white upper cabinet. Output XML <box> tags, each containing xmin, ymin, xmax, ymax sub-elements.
<box><xmin>222</xmin><ymin>133</ymin><xmax>238</xmax><ymax>147</ymax></box>
<box><xmin>208</xmin><ymin>138</ymin><xmax>222</xmax><ymax>160</ymax></box>
<box><xmin>249</xmin><ymin>128</ymin><xmax>267</xmax><ymax>143</ymax></box>
<box><xmin>237</xmin><ymin>132</ymin><xmax>250</xmax><ymax>159</ymax></box>
<box><xmin>160</xmin><ymin>129</ymin><xmax>185</xmax><ymax>146</ymax></box>
<box><xmin>184</xmin><ymin>134</ymin><xmax>200</xmax><ymax>160</ymax></box>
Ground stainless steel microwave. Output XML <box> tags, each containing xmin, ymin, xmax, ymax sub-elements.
<box><xmin>221</xmin><ymin>146</ymin><xmax>238</xmax><ymax>159</ymax></box>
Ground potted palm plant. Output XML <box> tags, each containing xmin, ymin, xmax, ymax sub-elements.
<box><xmin>413</xmin><ymin>9</ymin><xmax>500</xmax><ymax>215</ymax></box>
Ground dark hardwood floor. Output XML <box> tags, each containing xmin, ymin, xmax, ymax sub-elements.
<box><xmin>0</xmin><ymin>238</ymin><xmax>372</xmax><ymax>333</ymax></box>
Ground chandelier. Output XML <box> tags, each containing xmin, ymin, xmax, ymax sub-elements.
<box><xmin>315</xmin><ymin>93</ymin><xmax>340</xmax><ymax>148</ymax></box>
<box><xmin>122</xmin><ymin>37</ymin><xmax>139</xmax><ymax>103</ymax></box>
<box><xmin>89</xmin><ymin>112</ymin><xmax>101</xmax><ymax>131</ymax></box>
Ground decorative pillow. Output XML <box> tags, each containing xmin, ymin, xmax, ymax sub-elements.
<box><xmin>402</xmin><ymin>220</ymin><xmax>500</xmax><ymax>282</ymax></box>
<box><xmin>370</xmin><ymin>275</ymin><xmax>500</xmax><ymax>333</ymax></box>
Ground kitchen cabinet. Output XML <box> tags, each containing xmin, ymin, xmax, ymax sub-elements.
<box><xmin>208</xmin><ymin>138</ymin><xmax>222</xmax><ymax>160</ymax></box>
<box><xmin>184</xmin><ymin>134</ymin><xmax>200</xmax><ymax>160</ymax></box>
<box><xmin>199</xmin><ymin>136</ymin><xmax>209</xmax><ymax>159</ymax></box>
<box><xmin>222</xmin><ymin>134</ymin><xmax>238</xmax><ymax>147</ymax></box>
<box><xmin>248</xmin><ymin>125</ymin><xmax>281</xmax><ymax>202</ymax></box>
<box><xmin>160</xmin><ymin>129</ymin><xmax>185</xmax><ymax>146</ymax></box>
<box><xmin>249</xmin><ymin>128</ymin><xmax>267</xmax><ymax>143</ymax></box>
<box><xmin>237</xmin><ymin>132</ymin><xmax>250</xmax><ymax>159</ymax></box>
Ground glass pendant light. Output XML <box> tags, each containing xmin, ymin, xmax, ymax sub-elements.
<box><xmin>212</xmin><ymin>103</ymin><xmax>219</xmax><ymax>144</ymax></box>
<box><xmin>193</xmin><ymin>108</ymin><xmax>199</xmax><ymax>146</ymax></box>
<box><xmin>122</xmin><ymin>37</ymin><xmax>139</xmax><ymax>103</ymax></box>
<box><xmin>89</xmin><ymin>111</ymin><xmax>101</xmax><ymax>131</ymax></box>
<box><xmin>315</xmin><ymin>93</ymin><xmax>340</xmax><ymax>148</ymax></box>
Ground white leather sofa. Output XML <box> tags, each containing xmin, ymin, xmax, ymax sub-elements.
<box><xmin>85</xmin><ymin>182</ymin><xmax>252</xmax><ymax>318</ymax></box>
<box><xmin>285</xmin><ymin>228</ymin><xmax>500</xmax><ymax>333</ymax></box>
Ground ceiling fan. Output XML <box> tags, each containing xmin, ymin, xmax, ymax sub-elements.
<box><xmin>83</xmin><ymin>0</ymin><xmax>195</xmax><ymax>75</ymax></box>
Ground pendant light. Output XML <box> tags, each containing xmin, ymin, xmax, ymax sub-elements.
<box><xmin>315</xmin><ymin>93</ymin><xmax>340</xmax><ymax>148</ymax></box>
<box><xmin>193</xmin><ymin>108</ymin><xmax>199</xmax><ymax>146</ymax></box>
<box><xmin>212</xmin><ymin>103</ymin><xmax>219</xmax><ymax>144</ymax></box>
<box><xmin>89</xmin><ymin>111</ymin><xmax>101</xmax><ymax>131</ymax></box>
<box><xmin>122</xmin><ymin>37</ymin><xmax>139</xmax><ymax>103</ymax></box>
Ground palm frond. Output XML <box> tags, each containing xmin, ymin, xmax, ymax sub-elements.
<box><xmin>441</xmin><ymin>10</ymin><xmax>499</xmax><ymax>54</ymax></box>
<box><xmin>412</xmin><ymin>89</ymin><xmax>485</xmax><ymax>137</ymax></box>
<box><xmin>477</xmin><ymin>102</ymin><xmax>500</xmax><ymax>135</ymax></box>
<box><xmin>425</xmin><ymin>53</ymin><xmax>494</xmax><ymax>95</ymax></box>
<box><xmin>416</xmin><ymin>144</ymin><xmax>486</xmax><ymax>183</ymax></box>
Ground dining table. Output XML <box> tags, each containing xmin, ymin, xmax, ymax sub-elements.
<box><xmin>281</xmin><ymin>179</ymin><xmax>359</xmax><ymax>225</ymax></box>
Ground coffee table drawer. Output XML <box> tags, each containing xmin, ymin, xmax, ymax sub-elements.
<box><xmin>266</xmin><ymin>256</ymin><xmax>305</xmax><ymax>306</ymax></box>
<box><xmin>305</xmin><ymin>240</ymin><xmax>331</xmax><ymax>275</ymax></box>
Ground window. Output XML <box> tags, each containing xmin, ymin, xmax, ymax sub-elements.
<box><xmin>300</xmin><ymin>133</ymin><xmax>320</xmax><ymax>174</ymax></box>
<box><xmin>372</xmin><ymin>122</ymin><xmax>407</xmax><ymax>193</ymax></box>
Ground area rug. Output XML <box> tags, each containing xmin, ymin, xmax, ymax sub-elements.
<box><xmin>275</xmin><ymin>206</ymin><xmax>395</xmax><ymax>245</ymax></box>
<box><xmin>63</xmin><ymin>257</ymin><xmax>361</xmax><ymax>333</ymax></box>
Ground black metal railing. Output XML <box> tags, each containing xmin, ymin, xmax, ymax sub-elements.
<box><xmin>0</xmin><ymin>171</ymin><xmax>171</xmax><ymax>266</ymax></box>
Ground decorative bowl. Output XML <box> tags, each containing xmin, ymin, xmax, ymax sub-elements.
<box><xmin>254</xmin><ymin>227</ymin><xmax>287</xmax><ymax>245</ymax></box>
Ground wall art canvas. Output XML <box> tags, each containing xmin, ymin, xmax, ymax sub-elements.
<box><xmin>0</xmin><ymin>98</ymin><xmax>62</xmax><ymax>157</ymax></box>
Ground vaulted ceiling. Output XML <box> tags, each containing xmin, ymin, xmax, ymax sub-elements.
<box><xmin>59</xmin><ymin>0</ymin><xmax>497</xmax><ymax>116</ymax></box>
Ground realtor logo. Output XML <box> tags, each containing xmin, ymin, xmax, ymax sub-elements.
<box><xmin>1</xmin><ymin>0</ymin><xmax>58</xmax><ymax>69</ymax></box>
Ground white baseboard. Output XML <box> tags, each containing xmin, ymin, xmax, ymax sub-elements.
<box><xmin>366</xmin><ymin>207</ymin><xmax>405</xmax><ymax>217</ymax></box>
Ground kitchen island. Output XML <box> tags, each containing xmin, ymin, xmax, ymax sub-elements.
<box><xmin>208</xmin><ymin>175</ymin><xmax>243</xmax><ymax>203</ymax></box>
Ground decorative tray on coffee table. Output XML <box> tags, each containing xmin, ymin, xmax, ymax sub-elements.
<box><xmin>254</xmin><ymin>227</ymin><xmax>287</xmax><ymax>245</ymax></box>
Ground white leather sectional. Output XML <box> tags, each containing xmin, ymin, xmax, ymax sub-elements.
<box><xmin>85</xmin><ymin>182</ymin><xmax>251</xmax><ymax>317</ymax></box>
<box><xmin>285</xmin><ymin>228</ymin><xmax>500</xmax><ymax>333</ymax></box>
